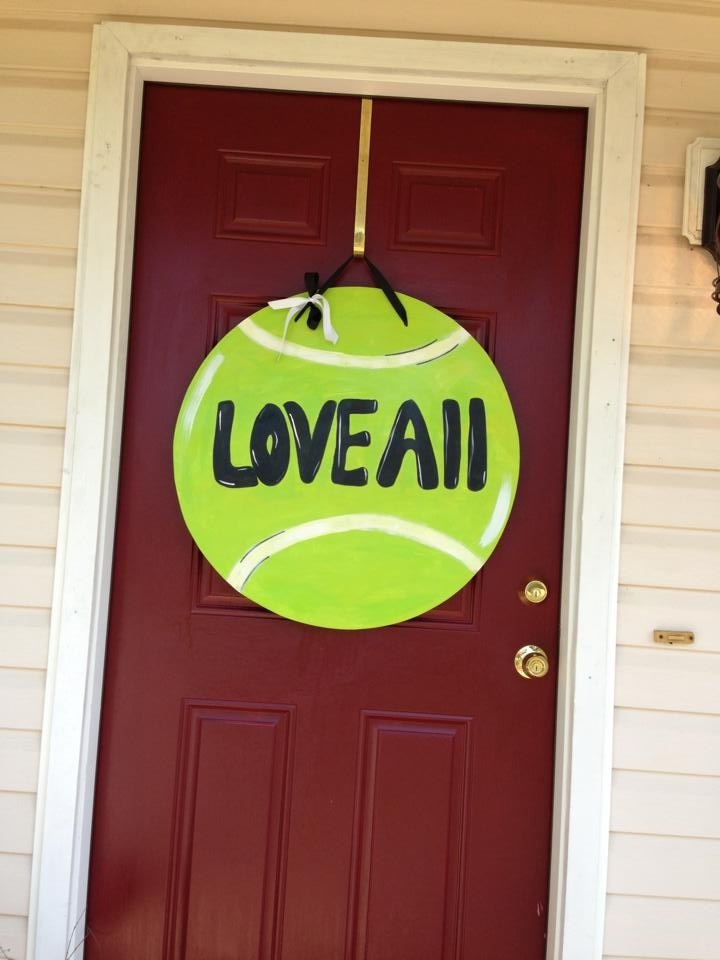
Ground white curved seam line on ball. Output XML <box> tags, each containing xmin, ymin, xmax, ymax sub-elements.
<box><xmin>238</xmin><ymin>319</ymin><xmax>470</xmax><ymax>367</ymax></box>
<box><xmin>227</xmin><ymin>514</ymin><xmax>482</xmax><ymax>590</ymax></box>
<box><xmin>179</xmin><ymin>352</ymin><xmax>225</xmax><ymax>438</ymax></box>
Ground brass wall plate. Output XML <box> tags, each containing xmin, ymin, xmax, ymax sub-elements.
<box><xmin>653</xmin><ymin>630</ymin><xmax>694</xmax><ymax>645</ymax></box>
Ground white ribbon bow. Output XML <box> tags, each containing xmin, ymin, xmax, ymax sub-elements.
<box><xmin>267</xmin><ymin>293</ymin><xmax>339</xmax><ymax>351</ymax></box>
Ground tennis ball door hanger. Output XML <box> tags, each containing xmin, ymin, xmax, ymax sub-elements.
<box><xmin>174</xmin><ymin>287</ymin><xmax>520</xmax><ymax>629</ymax></box>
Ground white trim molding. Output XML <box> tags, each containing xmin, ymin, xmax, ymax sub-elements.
<box><xmin>27</xmin><ymin>22</ymin><xmax>645</xmax><ymax>960</ymax></box>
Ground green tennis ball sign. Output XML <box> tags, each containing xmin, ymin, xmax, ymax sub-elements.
<box><xmin>173</xmin><ymin>288</ymin><xmax>520</xmax><ymax>629</ymax></box>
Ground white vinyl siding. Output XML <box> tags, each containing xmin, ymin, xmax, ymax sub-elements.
<box><xmin>1</xmin><ymin>3</ymin><xmax>719</xmax><ymax>958</ymax></box>
<box><xmin>0</xmin><ymin>19</ymin><xmax>89</xmax><ymax>957</ymax></box>
<box><xmin>612</xmin><ymin>38</ymin><xmax>720</xmax><ymax>952</ymax></box>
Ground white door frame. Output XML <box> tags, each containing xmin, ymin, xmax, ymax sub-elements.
<box><xmin>27</xmin><ymin>21</ymin><xmax>645</xmax><ymax>960</ymax></box>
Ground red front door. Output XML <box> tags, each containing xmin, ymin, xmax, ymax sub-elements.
<box><xmin>87</xmin><ymin>85</ymin><xmax>585</xmax><ymax>958</ymax></box>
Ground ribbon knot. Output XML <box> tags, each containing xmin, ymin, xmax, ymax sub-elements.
<box><xmin>267</xmin><ymin>293</ymin><xmax>339</xmax><ymax>352</ymax></box>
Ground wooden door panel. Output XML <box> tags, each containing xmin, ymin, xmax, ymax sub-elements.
<box><xmin>388</xmin><ymin>160</ymin><xmax>503</xmax><ymax>255</ymax></box>
<box><xmin>215</xmin><ymin>149</ymin><xmax>330</xmax><ymax>244</ymax></box>
<box><xmin>165</xmin><ymin>701</ymin><xmax>295</xmax><ymax>960</ymax></box>
<box><xmin>87</xmin><ymin>83</ymin><xmax>586</xmax><ymax>959</ymax></box>
<box><xmin>346</xmin><ymin>711</ymin><xmax>470</xmax><ymax>960</ymax></box>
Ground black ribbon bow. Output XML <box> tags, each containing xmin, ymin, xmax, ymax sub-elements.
<box><xmin>296</xmin><ymin>256</ymin><xmax>408</xmax><ymax>329</ymax></box>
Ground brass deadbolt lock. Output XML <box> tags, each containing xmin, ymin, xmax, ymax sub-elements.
<box><xmin>514</xmin><ymin>645</ymin><xmax>550</xmax><ymax>679</ymax></box>
<box><xmin>523</xmin><ymin>580</ymin><xmax>548</xmax><ymax>604</ymax></box>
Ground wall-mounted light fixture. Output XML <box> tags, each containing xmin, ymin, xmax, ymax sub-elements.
<box><xmin>683</xmin><ymin>138</ymin><xmax>720</xmax><ymax>313</ymax></box>
<box><xmin>701</xmin><ymin>154</ymin><xmax>720</xmax><ymax>262</ymax></box>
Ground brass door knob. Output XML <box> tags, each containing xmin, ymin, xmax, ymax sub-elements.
<box><xmin>514</xmin><ymin>644</ymin><xmax>550</xmax><ymax>679</ymax></box>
